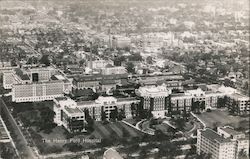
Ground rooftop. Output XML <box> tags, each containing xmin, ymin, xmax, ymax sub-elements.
<box><xmin>229</xmin><ymin>93</ymin><xmax>249</xmax><ymax>100</ymax></box>
<box><xmin>100</xmin><ymin>80</ymin><xmax>117</xmax><ymax>85</ymax></box>
<box><xmin>201</xmin><ymin>129</ymin><xmax>231</xmax><ymax>143</ymax></box>
<box><xmin>15</xmin><ymin>68</ymin><xmax>30</xmax><ymax>80</ymax></box>
<box><xmin>64</xmin><ymin>106</ymin><xmax>83</xmax><ymax>115</ymax></box>
<box><xmin>220</xmin><ymin>127</ymin><xmax>243</xmax><ymax>136</ymax></box>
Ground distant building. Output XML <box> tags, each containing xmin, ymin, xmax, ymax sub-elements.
<box><xmin>197</xmin><ymin>127</ymin><xmax>249</xmax><ymax>159</ymax></box>
<box><xmin>54</xmin><ymin>96</ymin><xmax>140</xmax><ymax>133</ymax></box>
<box><xmin>72</xmin><ymin>74</ymin><xmax>127</xmax><ymax>91</ymax></box>
<box><xmin>112</xmin><ymin>36</ymin><xmax>131</xmax><ymax>49</ymax></box>
<box><xmin>87</xmin><ymin>60</ymin><xmax>113</xmax><ymax>70</ymax></box>
<box><xmin>136</xmin><ymin>85</ymin><xmax>172</xmax><ymax>118</ymax></box>
<box><xmin>0</xmin><ymin>61</ymin><xmax>11</xmax><ymax>68</ymax></box>
<box><xmin>101</xmin><ymin>66</ymin><xmax>127</xmax><ymax>75</ymax></box>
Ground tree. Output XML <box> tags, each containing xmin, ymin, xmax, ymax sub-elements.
<box><xmin>217</xmin><ymin>96</ymin><xmax>227</xmax><ymax>108</ymax></box>
<box><xmin>238</xmin><ymin>149</ymin><xmax>248</xmax><ymax>159</ymax></box>
<box><xmin>117</xmin><ymin>109</ymin><xmax>126</xmax><ymax>120</ymax></box>
<box><xmin>101</xmin><ymin>109</ymin><xmax>107</xmax><ymax>121</ymax></box>
<box><xmin>110</xmin><ymin>107</ymin><xmax>118</xmax><ymax>121</ymax></box>
<box><xmin>126</xmin><ymin>62</ymin><xmax>135</xmax><ymax>74</ymax></box>
<box><xmin>175</xmin><ymin>118</ymin><xmax>186</xmax><ymax>130</ymax></box>
<box><xmin>229</xmin><ymin>100</ymin><xmax>238</xmax><ymax>115</ymax></box>
<box><xmin>200</xmin><ymin>101</ymin><xmax>205</xmax><ymax>111</ymax></box>
<box><xmin>146</xmin><ymin>56</ymin><xmax>153</xmax><ymax>64</ymax></box>
<box><xmin>84</xmin><ymin>109</ymin><xmax>94</xmax><ymax>132</ymax></box>
<box><xmin>79</xmin><ymin>59</ymin><xmax>85</xmax><ymax>67</ymax></box>
<box><xmin>39</xmin><ymin>55</ymin><xmax>50</xmax><ymax>66</ymax></box>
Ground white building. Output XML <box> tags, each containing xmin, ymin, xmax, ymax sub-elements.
<box><xmin>53</xmin><ymin>96</ymin><xmax>140</xmax><ymax>133</ymax></box>
<box><xmin>101</xmin><ymin>66</ymin><xmax>127</xmax><ymax>75</ymax></box>
<box><xmin>197</xmin><ymin>127</ymin><xmax>249</xmax><ymax>159</ymax></box>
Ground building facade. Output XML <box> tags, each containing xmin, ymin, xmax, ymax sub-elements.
<box><xmin>226</xmin><ymin>93</ymin><xmax>250</xmax><ymax>115</ymax></box>
<box><xmin>136</xmin><ymin>85</ymin><xmax>172</xmax><ymax>118</ymax></box>
<box><xmin>170</xmin><ymin>93</ymin><xmax>192</xmax><ymax>115</ymax></box>
<box><xmin>53</xmin><ymin>96</ymin><xmax>140</xmax><ymax>133</ymax></box>
<box><xmin>101</xmin><ymin>66</ymin><xmax>127</xmax><ymax>75</ymax></box>
<box><xmin>12</xmin><ymin>80</ymin><xmax>71</xmax><ymax>102</ymax></box>
<box><xmin>197</xmin><ymin>127</ymin><xmax>249</xmax><ymax>159</ymax></box>
<box><xmin>197</xmin><ymin>128</ymin><xmax>236</xmax><ymax>159</ymax></box>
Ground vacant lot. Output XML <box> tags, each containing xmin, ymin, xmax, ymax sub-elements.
<box><xmin>196</xmin><ymin>109</ymin><xmax>249</xmax><ymax>129</ymax></box>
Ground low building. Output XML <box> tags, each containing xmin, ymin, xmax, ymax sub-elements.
<box><xmin>101</xmin><ymin>66</ymin><xmax>127</xmax><ymax>75</ymax></box>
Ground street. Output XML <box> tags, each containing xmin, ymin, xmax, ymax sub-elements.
<box><xmin>0</xmin><ymin>97</ymin><xmax>38</xmax><ymax>159</ymax></box>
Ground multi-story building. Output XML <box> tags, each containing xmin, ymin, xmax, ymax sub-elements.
<box><xmin>170</xmin><ymin>93</ymin><xmax>192</xmax><ymax>114</ymax></box>
<box><xmin>226</xmin><ymin>93</ymin><xmax>250</xmax><ymax>115</ymax></box>
<box><xmin>73</xmin><ymin>75</ymin><xmax>102</xmax><ymax>91</ymax></box>
<box><xmin>73</xmin><ymin>74</ymin><xmax>127</xmax><ymax>91</ymax></box>
<box><xmin>197</xmin><ymin>127</ymin><xmax>249</xmax><ymax>159</ymax></box>
<box><xmin>3</xmin><ymin>68</ymin><xmax>31</xmax><ymax>89</ymax></box>
<box><xmin>25</xmin><ymin>66</ymin><xmax>57</xmax><ymax>82</ymax></box>
<box><xmin>53</xmin><ymin>97</ymin><xmax>85</xmax><ymax>133</ymax></box>
<box><xmin>4</xmin><ymin>67</ymin><xmax>72</xmax><ymax>102</ymax></box>
<box><xmin>12</xmin><ymin>80</ymin><xmax>71</xmax><ymax>102</ymax></box>
<box><xmin>101</xmin><ymin>66</ymin><xmax>127</xmax><ymax>75</ymax></box>
<box><xmin>205</xmin><ymin>92</ymin><xmax>225</xmax><ymax>110</ymax></box>
<box><xmin>197</xmin><ymin>128</ymin><xmax>237</xmax><ymax>159</ymax></box>
<box><xmin>53</xmin><ymin>96</ymin><xmax>140</xmax><ymax>133</ymax></box>
<box><xmin>3</xmin><ymin>66</ymin><xmax>57</xmax><ymax>89</ymax></box>
<box><xmin>217</xmin><ymin>126</ymin><xmax>249</xmax><ymax>159</ymax></box>
<box><xmin>136</xmin><ymin>85</ymin><xmax>172</xmax><ymax>118</ymax></box>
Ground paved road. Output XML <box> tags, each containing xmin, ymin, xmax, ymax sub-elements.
<box><xmin>0</xmin><ymin>97</ymin><xmax>38</xmax><ymax>159</ymax></box>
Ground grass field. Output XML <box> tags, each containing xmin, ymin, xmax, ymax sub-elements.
<box><xmin>91</xmin><ymin>121</ymin><xmax>144</xmax><ymax>140</ymax></box>
<box><xmin>196</xmin><ymin>109</ymin><xmax>249</xmax><ymax>129</ymax></box>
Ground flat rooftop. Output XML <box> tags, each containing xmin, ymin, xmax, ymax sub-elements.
<box><xmin>201</xmin><ymin>129</ymin><xmax>231</xmax><ymax>143</ymax></box>
<box><xmin>220</xmin><ymin>127</ymin><xmax>243</xmax><ymax>136</ymax></box>
<box><xmin>64</xmin><ymin>106</ymin><xmax>83</xmax><ymax>114</ymax></box>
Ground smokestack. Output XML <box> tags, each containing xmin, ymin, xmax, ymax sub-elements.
<box><xmin>90</xmin><ymin>42</ymin><xmax>93</xmax><ymax>74</ymax></box>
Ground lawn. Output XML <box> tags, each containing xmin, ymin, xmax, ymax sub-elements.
<box><xmin>29</xmin><ymin>121</ymin><xmax>145</xmax><ymax>154</ymax></box>
<box><xmin>196</xmin><ymin>109</ymin><xmax>249</xmax><ymax>129</ymax></box>
<box><xmin>91</xmin><ymin>121</ymin><xmax>143</xmax><ymax>140</ymax></box>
